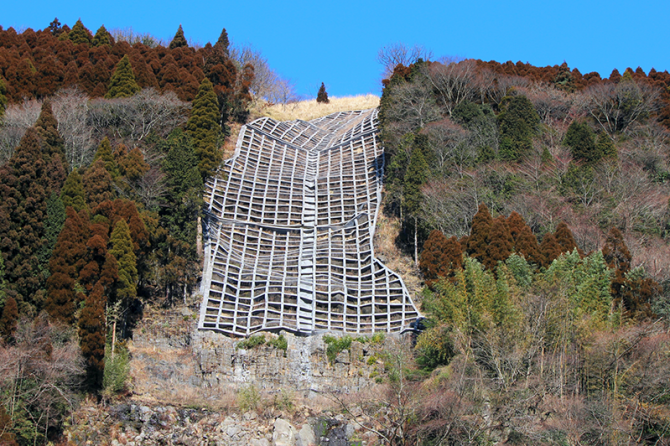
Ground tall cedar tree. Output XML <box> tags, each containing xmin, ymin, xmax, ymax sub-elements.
<box><xmin>564</xmin><ymin>120</ymin><xmax>598</xmax><ymax>164</ymax></box>
<box><xmin>485</xmin><ymin>215</ymin><xmax>514</xmax><ymax>270</ymax></box>
<box><xmin>105</xmin><ymin>55</ymin><xmax>140</xmax><ymax>99</ymax></box>
<box><xmin>539</xmin><ymin>232</ymin><xmax>562</xmax><ymax>268</ymax></box>
<box><xmin>67</xmin><ymin>19</ymin><xmax>92</xmax><ymax>45</ymax></box>
<box><xmin>60</xmin><ymin>168</ymin><xmax>88</xmax><ymax>212</ymax></box>
<box><xmin>0</xmin><ymin>296</ymin><xmax>18</xmax><ymax>341</ymax></box>
<box><xmin>317</xmin><ymin>83</ymin><xmax>329</xmax><ymax>104</ymax></box>
<box><xmin>169</xmin><ymin>25</ymin><xmax>188</xmax><ymax>49</ymax></box>
<box><xmin>404</xmin><ymin>143</ymin><xmax>429</xmax><ymax>264</ymax></box>
<box><xmin>45</xmin><ymin>207</ymin><xmax>90</xmax><ymax>324</ymax></box>
<box><xmin>83</xmin><ymin>159</ymin><xmax>115</xmax><ymax>210</ymax></box>
<box><xmin>92</xmin><ymin>25</ymin><xmax>112</xmax><ymax>47</ymax></box>
<box><xmin>186</xmin><ymin>78</ymin><xmax>222</xmax><ymax>179</ymax></box>
<box><xmin>466</xmin><ymin>203</ymin><xmax>493</xmax><ymax>263</ymax></box>
<box><xmin>41</xmin><ymin>192</ymin><xmax>67</xmax><ymax>272</ymax></box>
<box><xmin>216</xmin><ymin>28</ymin><xmax>230</xmax><ymax>56</ymax></box>
<box><xmin>0</xmin><ymin>253</ymin><xmax>6</xmax><ymax>306</ymax></box>
<box><xmin>0</xmin><ymin>128</ymin><xmax>49</xmax><ymax>315</ymax></box>
<box><xmin>507</xmin><ymin>211</ymin><xmax>526</xmax><ymax>242</ymax></box>
<box><xmin>515</xmin><ymin>225</ymin><xmax>541</xmax><ymax>265</ymax></box>
<box><xmin>203</xmin><ymin>35</ymin><xmax>238</xmax><ymax>129</ymax></box>
<box><xmin>79</xmin><ymin>282</ymin><xmax>107</xmax><ymax>388</ymax></box>
<box><xmin>93</xmin><ymin>137</ymin><xmax>120</xmax><ymax>179</ymax></box>
<box><xmin>602</xmin><ymin>227</ymin><xmax>631</xmax><ymax>312</ymax></box>
<box><xmin>498</xmin><ymin>95</ymin><xmax>540</xmax><ymax>161</ymax></box>
<box><xmin>420</xmin><ymin>230</ymin><xmax>462</xmax><ymax>287</ymax></box>
<box><xmin>554</xmin><ymin>222</ymin><xmax>578</xmax><ymax>255</ymax></box>
<box><xmin>0</xmin><ymin>77</ymin><xmax>8</xmax><ymax>119</ymax></box>
<box><xmin>35</xmin><ymin>99</ymin><xmax>68</xmax><ymax>192</ymax></box>
<box><xmin>109</xmin><ymin>219</ymin><xmax>138</xmax><ymax>306</ymax></box>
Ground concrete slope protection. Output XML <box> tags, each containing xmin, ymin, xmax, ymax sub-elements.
<box><xmin>199</xmin><ymin>109</ymin><xmax>420</xmax><ymax>336</ymax></box>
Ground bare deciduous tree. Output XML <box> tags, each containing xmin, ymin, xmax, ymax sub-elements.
<box><xmin>0</xmin><ymin>99</ymin><xmax>41</xmax><ymax>163</ymax></box>
<box><xmin>378</xmin><ymin>43</ymin><xmax>433</xmax><ymax>78</ymax></box>
<box><xmin>424</xmin><ymin>59</ymin><xmax>478</xmax><ymax>116</ymax></box>
<box><xmin>52</xmin><ymin>87</ymin><xmax>94</xmax><ymax>169</ymax></box>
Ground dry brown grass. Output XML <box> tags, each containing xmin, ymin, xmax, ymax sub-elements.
<box><xmin>251</xmin><ymin>94</ymin><xmax>380</xmax><ymax>122</ymax></box>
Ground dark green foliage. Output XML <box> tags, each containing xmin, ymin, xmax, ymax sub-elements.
<box><xmin>109</xmin><ymin>219</ymin><xmax>137</xmax><ymax>305</ymax></box>
<box><xmin>596</xmin><ymin>132</ymin><xmax>617</xmax><ymax>159</ymax></box>
<box><xmin>169</xmin><ymin>25</ymin><xmax>188</xmax><ymax>49</ymax></box>
<box><xmin>60</xmin><ymin>169</ymin><xmax>87</xmax><ymax>212</ymax></box>
<box><xmin>105</xmin><ymin>55</ymin><xmax>140</xmax><ymax>99</ymax></box>
<box><xmin>79</xmin><ymin>282</ymin><xmax>106</xmax><ymax>388</ymax></box>
<box><xmin>92</xmin><ymin>25</ymin><xmax>112</xmax><ymax>46</ymax></box>
<box><xmin>466</xmin><ymin>203</ymin><xmax>493</xmax><ymax>263</ymax></box>
<box><xmin>236</xmin><ymin>334</ymin><xmax>266</xmax><ymax>350</ymax></box>
<box><xmin>93</xmin><ymin>137</ymin><xmax>119</xmax><ymax>179</ymax></box>
<box><xmin>186</xmin><ymin>78</ymin><xmax>221</xmax><ymax>179</ymax></box>
<box><xmin>564</xmin><ymin>120</ymin><xmax>598</xmax><ymax>164</ymax></box>
<box><xmin>317</xmin><ymin>82</ymin><xmax>329</xmax><ymax>103</ymax></box>
<box><xmin>0</xmin><ymin>128</ymin><xmax>49</xmax><ymax>315</ymax></box>
<box><xmin>403</xmin><ymin>144</ymin><xmax>429</xmax><ymax>217</ymax></box>
<box><xmin>554</xmin><ymin>62</ymin><xmax>575</xmax><ymax>92</ymax></box>
<box><xmin>0</xmin><ymin>296</ymin><xmax>18</xmax><ymax>341</ymax></box>
<box><xmin>268</xmin><ymin>334</ymin><xmax>288</xmax><ymax>352</ymax></box>
<box><xmin>498</xmin><ymin>95</ymin><xmax>539</xmax><ymax>161</ymax></box>
<box><xmin>420</xmin><ymin>230</ymin><xmax>462</xmax><ymax>287</ymax></box>
<box><xmin>83</xmin><ymin>159</ymin><xmax>115</xmax><ymax>211</ymax></box>
<box><xmin>485</xmin><ymin>215</ymin><xmax>514</xmax><ymax>270</ymax></box>
<box><xmin>323</xmin><ymin>335</ymin><xmax>353</xmax><ymax>364</ymax></box>
<box><xmin>415</xmin><ymin>324</ymin><xmax>456</xmax><ymax>370</ymax></box>
<box><xmin>68</xmin><ymin>19</ymin><xmax>92</xmax><ymax>45</ymax></box>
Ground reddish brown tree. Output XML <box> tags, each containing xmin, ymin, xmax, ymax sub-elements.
<box><xmin>539</xmin><ymin>232</ymin><xmax>562</xmax><ymax>268</ymax></box>
<box><xmin>515</xmin><ymin>225</ymin><xmax>541</xmax><ymax>265</ymax></box>
<box><xmin>0</xmin><ymin>296</ymin><xmax>18</xmax><ymax>341</ymax></box>
<box><xmin>485</xmin><ymin>215</ymin><xmax>514</xmax><ymax>270</ymax></box>
<box><xmin>554</xmin><ymin>221</ymin><xmax>579</xmax><ymax>255</ymax></box>
<box><xmin>78</xmin><ymin>281</ymin><xmax>106</xmax><ymax>388</ymax></box>
<box><xmin>420</xmin><ymin>230</ymin><xmax>462</xmax><ymax>287</ymax></box>
<box><xmin>506</xmin><ymin>211</ymin><xmax>526</xmax><ymax>242</ymax></box>
<box><xmin>82</xmin><ymin>159</ymin><xmax>115</xmax><ymax>211</ymax></box>
<box><xmin>466</xmin><ymin>203</ymin><xmax>493</xmax><ymax>264</ymax></box>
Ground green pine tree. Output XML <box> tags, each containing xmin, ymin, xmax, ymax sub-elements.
<box><xmin>61</xmin><ymin>168</ymin><xmax>88</xmax><ymax>212</ymax></box>
<box><xmin>186</xmin><ymin>78</ymin><xmax>222</xmax><ymax>179</ymax></box>
<box><xmin>169</xmin><ymin>25</ymin><xmax>188</xmax><ymax>49</ymax></box>
<box><xmin>92</xmin><ymin>25</ymin><xmax>112</xmax><ymax>46</ymax></box>
<box><xmin>564</xmin><ymin>120</ymin><xmax>598</xmax><ymax>164</ymax></box>
<box><xmin>109</xmin><ymin>220</ymin><xmax>137</xmax><ymax>305</ymax></box>
<box><xmin>498</xmin><ymin>95</ymin><xmax>540</xmax><ymax>161</ymax></box>
<box><xmin>94</xmin><ymin>137</ymin><xmax>120</xmax><ymax>179</ymax></box>
<box><xmin>68</xmin><ymin>19</ymin><xmax>92</xmax><ymax>45</ymax></box>
<box><xmin>404</xmin><ymin>143</ymin><xmax>429</xmax><ymax>264</ymax></box>
<box><xmin>106</xmin><ymin>55</ymin><xmax>140</xmax><ymax>99</ymax></box>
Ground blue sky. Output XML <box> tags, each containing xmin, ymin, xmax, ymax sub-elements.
<box><xmin>3</xmin><ymin>0</ymin><xmax>669</xmax><ymax>98</ymax></box>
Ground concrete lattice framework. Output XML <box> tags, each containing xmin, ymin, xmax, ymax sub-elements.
<box><xmin>198</xmin><ymin>109</ymin><xmax>420</xmax><ymax>336</ymax></box>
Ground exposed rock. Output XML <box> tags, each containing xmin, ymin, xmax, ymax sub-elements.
<box><xmin>273</xmin><ymin>418</ymin><xmax>297</xmax><ymax>446</ymax></box>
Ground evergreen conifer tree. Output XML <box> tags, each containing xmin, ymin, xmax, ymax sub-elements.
<box><xmin>564</xmin><ymin>120</ymin><xmax>598</xmax><ymax>164</ymax></box>
<box><xmin>485</xmin><ymin>215</ymin><xmax>514</xmax><ymax>270</ymax></box>
<box><xmin>61</xmin><ymin>168</ymin><xmax>88</xmax><ymax>212</ymax></box>
<box><xmin>40</xmin><ymin>192</ymin><xmax>67</xmax><ymax>271</ymax></box>
<box><xmin>506</xmin><ymin>211</ymin><xmax>526</xmax><ymax>242</ymax></box>
<box><xmin>215</xmin><ymin>28</ymin><xmax>230</xmax><ymax>56</ymax></box>
<box><xmin>466</xmin><ymin>203</ymin><xmax>493</xmax><ymax>263</ymax></box>
<box><xmin>515</xmin><ymin>225</ymin><xmax>541</xmax><ymax>265</ymax></box>
<box><xmin>0</xmin><ymin>128</ymin><xmax>49</xmax><ymax>315</ymax></box>
<box><xmin>92</xmin><ymin>25</ymin><xmax>112</xmax><ymax>46</ymax></box>
<box><xmin>186</xmin><ymin>78</ymin><xmax>221</xmax><ymax>179</ymax></box>
<box><xmin>554</xmin><ymin>221</ymin><xmax>578</xmax><ymax>255</ymax></box>
<box><xmin>68</xmin><ymin>19</ymin><xmax>92</xmax><ymax>45</ymax></box>
<box><xmin>420</xmin><ymin>230</ymin><xmax>462</xmax><ymax>287</ymax></box>
<box><xmin>109</xmin><ymin>220</ymin><xmax>137</xmax><ymax>306</ymax></box>
<box><xmin>0</xmin><ymin>77</ymin><xmax>7</xmax><ymax>119</ymax></box>
<box><xmin>404</xmin><ymin>145</ymin><xmax>429</xmax><ymax>264</ymax></box>
<box><xmin>93</xmin><ymin>137</ymin><xmax>120</xmax><ymax>179</ymax></box>
<box><xmin>317</xmin><ymin>83</ymin><xmax>329</xmax><ymax>104</ymax></box>
<box><xmin>539</xmin><ymin>232</ymin><xmax>562</xmax><ymax>268</ymax></box>
<box><xmin>79</xmin><ymin>282</ymin><xmax>106</xmax><ymax>388</ymax></box>
<box><xmin>498</xmin><ymin>95</ymin><xmax>539</xmax><ymax>161</ymax></box>
<box><xmin>83</xmin><ymin>159</ymin><xmax>115</xmax><ymax>210</ymax></box>
<box><xmin>596</xmin><ymin>133</ymin><xmax>617</xmax><ymax>159</ymax></box>
<box><xmin>105</xmin><ymin>55</ymin><xmax>140</xmax><ymax>99</ymax></box>
<box><xmin>0</xmin><ymin>296</ymin><xmax>18</xmax><ymax>341</ymax></box>
<box><xmin>45</xmin><ymin>207</ymin><xmax>90</xmax><ymax>324</ymax></box>
<box><xmin>169</xmin><ymin>25</ymin><xmax>188</xmax><ymax>49</ymax></box>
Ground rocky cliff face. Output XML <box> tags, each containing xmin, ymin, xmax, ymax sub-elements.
<box><xmin>64</xmin><ymin>305</ymin><xmax>408</xmax><ymax>445</ymax></box>
<box><xmin>129</xmin><ymin>305</ymin><xmax>397</xmax><ymax>403</ymax></box>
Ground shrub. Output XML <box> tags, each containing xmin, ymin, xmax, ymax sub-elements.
<box><xmin>323</xmin><ymin>334</ymin><xmax>353</xmax><ymax>364</ymax></box>
<box><xmin>268</xmin><ymin>334</ymin><xmax>288</xmax><ymax>352</ymax></box>
<box><xmin>237</xmin><ymin>384</ymin><xmax>261</xmax><ymax>412</ymax></box>
<box><xmin>102</xmin><ymin>342</ymin><xmax>130</xmax><ymax>397</ymax></box>
<box><xmin>236</xmin><ymin>334</ymin><xmax>266</xmax><ymax>350</ymax></box>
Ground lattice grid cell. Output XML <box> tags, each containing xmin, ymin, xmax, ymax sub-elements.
<box><xmin>199</xmin><ymin>109</ymin><xmax>420</xmax><ymax>336</ymax></box>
